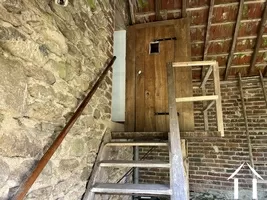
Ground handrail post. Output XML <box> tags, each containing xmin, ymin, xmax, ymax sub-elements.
<box><xmin>166</xmin><ymin>62</ymin><xmax>188</xmax><ymax>200</ymax></box>
<box><xmin>12</xmin><ymin>56</ymin><xmax>116</xmax><ymax>200</ymax></box>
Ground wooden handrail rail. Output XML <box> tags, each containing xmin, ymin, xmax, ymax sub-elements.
<box><xmin>12</xmin><ymin>56</ymin><xmax>116</xmax><ymax>200</ymax></box>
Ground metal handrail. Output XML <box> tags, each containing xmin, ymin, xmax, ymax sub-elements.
<box><xmin>12</xmin><ymin>56</ymin><xmax>117</xmax><ymax>200</ymax></box>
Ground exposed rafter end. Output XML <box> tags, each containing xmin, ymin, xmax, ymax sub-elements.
<box><xmin>224</xmin><ymin>0</ymin><xmax>244</xmax><ymax>80</ymax></box>
<box><xmin>248</xmin><ymin>2</ymin><xmax>267</xmax><ymax>75</ymax></box>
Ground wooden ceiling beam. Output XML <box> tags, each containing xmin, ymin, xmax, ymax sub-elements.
<box><xmin>224</xmin><ymin>0</ymin><xmax>244</xmax><ymax>80</ymax></box>
<box><xmin>248</xmin><ymin>2</ymin><xmax>267</xmax><ymax>74</ymax></box>
<box><xmin>201</xmin><ymin>0</ymin><xmax>215</xmax><ymax>79</ymax></box>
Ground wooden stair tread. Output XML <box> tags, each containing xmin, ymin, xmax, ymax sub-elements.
<box><xmin>92</xmin><ymin>183</ymin><xmax>171</xmax><ymax>195</ymax></box>
<box><xmin>99</xmin><ymin>160</ymin><xmax>170</xmax><ymax>168</ymax></box>
<box><xmin>106</xmin><ymin>141</ymin><xmax>168</xmax><ymax>147</ymax></box>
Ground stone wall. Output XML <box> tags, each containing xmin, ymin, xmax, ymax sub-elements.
<box><xmin>139</xmin><ymin>77</ymin><xmax>267</xmax><ymax>200</ymax></box>
<box><xmin>0</xmin><ymin>0</ymin><xmax>129</xmax><ymax>199</ymax></box>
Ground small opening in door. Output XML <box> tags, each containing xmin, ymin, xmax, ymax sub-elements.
<box><xmin>149</xmin><ymin>42</ymin><xmax>160</xmax><ymax>54</ymax></box>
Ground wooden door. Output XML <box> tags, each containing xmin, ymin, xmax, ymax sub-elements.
<box><xmin>126</xmin><ymin>19</ymin><xmax>194</xmax><ymax>132</ymax></box>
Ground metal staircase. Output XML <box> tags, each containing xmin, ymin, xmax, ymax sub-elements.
<box><xmin>82</xmin><ymin>135</ymin><xmax>172</xmax><ymax>199</ymax></box>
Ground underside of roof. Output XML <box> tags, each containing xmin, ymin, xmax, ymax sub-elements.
<box><xmin>131</xmin><ymin>0</ymin><xmax>267</xmax><ymax>80</ymax></box>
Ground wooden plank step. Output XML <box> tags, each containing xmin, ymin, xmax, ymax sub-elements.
<box><xmin>106</xmin><ymin>141</ymin><xmax>168</xmax><ymax>147</ymax></box>
<box><xmin>99</xmin><ymin>160</ymin><xmax>170</xmax><ymax>168</ymax></box>
<box><xmin>92</xmin><ymin>183</ymin><xmax>171</xmax><ymax>195</ymax></box>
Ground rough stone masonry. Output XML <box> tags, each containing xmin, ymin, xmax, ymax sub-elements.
<box><xmin>0</xmin><ymin>0</ymin><xmax>123</xmax><ymax>199</ymax></box>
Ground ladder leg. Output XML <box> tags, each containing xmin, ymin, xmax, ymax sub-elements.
<box><xmin>83</xmin><ymin>191</ymin><xmax>95</xmax><ymax>200</ymax></box>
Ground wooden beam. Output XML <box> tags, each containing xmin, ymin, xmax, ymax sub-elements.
<box><xmin>172</xmin><ymin>61</ymin><xmax>217</xmax><ymax>67</ymax></box>
<box><xmin>182</xmin><ymin>0</ymin><xmax>187</xmax><ymax>18</ymax></box>
<box><xmin>224</xmin><ymin>0</ymin><xmax>244</xmax><ymax>80</ymax></box>
<box><xmin>248</xmin><ymin>2</ymin><xmax>267</xmax><ymax>74</ymax></box>
<box><xmin>128</xmin><ymin>0</ymin><xmax>136</xmax><ymax>25</ymax></box>
<box><xmin>167</xmin><ymin>63</ymin><xmax>188</xmax><ymax>200</ymax></box>
<box><xmin>203</xmin><ymin>100</ymin><xmax>215</xmax><ymax>112</ymax></box>
<box><xmin>200</xmin><ymin>65</ymin><xmax>213</xmax><ymax>89</ymax></box>
<box><xmin>155</xmin><ymin>0</ymin><xmax>161</xmax><ymax>21</ymax></box>
<box><xmin>259</xmin><ymin>70</ymin><xmax>267</xmax><ymax>106</ymax></box>
<box><xmin>213</xmin><ymin>63</ymin><xmax>224</xmax><ymax>137</ymax></box>
<box><xmin>202</xmin><ymin>0</ymin><xmax>215</xmax><ymax>79</ymax></box>
<box><xmin>202</xmin><ymin>87</ymin><xmax>209</xmax><ymax>131</ymax></box>
<box><xmin>238</xmin><ymin>73</ymin><xmax>254</xmax><ymax>168</ymax></box>
<box><xmin>176</xmin><ymin>95</ymin><xmax>218</xmax><ymax>103</ymax></box>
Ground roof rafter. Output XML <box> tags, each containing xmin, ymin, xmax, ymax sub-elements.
<box><xmin>224</xmin><ymin>0</ymin><xmax>245</xmax><ymax>80</ymax></box>
<box><xmin>248</xmin><ymin>2</ymin><xmax>267</xmax><ymax>74</ymax></box>
<box><xmin>202</xmin><ymin>0</ymin><xmax>215</xmax><ymax>79</ymax></box>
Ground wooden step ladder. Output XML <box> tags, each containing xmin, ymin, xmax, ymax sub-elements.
<box><xmin>82</xmin><ymin>137</ymin><xmax>172</xmax><ymax>199</ymax></box>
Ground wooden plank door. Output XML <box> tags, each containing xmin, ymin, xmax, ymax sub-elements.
<box><xmin>126</xmin><ymin>19</ymin><xmax>194</xmax><ymax>132</ymax></box>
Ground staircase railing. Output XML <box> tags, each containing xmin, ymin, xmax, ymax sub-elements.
<box><xmin>166</xmin><ymin>63</ymin><xmax>188</xmax><ymax>200</ymax></box>
<box><xmin>11</xmin><ymin>56</ymin><xmax>117</xmax><ymax>200</ymax></box>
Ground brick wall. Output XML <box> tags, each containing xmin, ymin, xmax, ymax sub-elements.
<box><xmin>139</xmin><ymin>77</ymin><xmax>267</xmax><ymax>199</ymax></box>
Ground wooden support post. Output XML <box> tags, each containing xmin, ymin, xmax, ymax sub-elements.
<box><xmin>212</xmin><ymin>62</ymin><xmax>224</xmax><ymax>137</ymax></box>
<box><xmin>259</xmin><ymin>70</ymin><xmax>267</xmax><ymax>106</ymax></box>
<box><xmin>248</xmin><ymin>2</ymin><xmax>267</xmax><ymax>74</ymax></box>
<box><xmin>167</xmin><ymin>63</ymin><xmax>188</xmax><ymax>200</ymax></box>
<box><xmin>202</xmin><ymin>0</ymin><xmax>215</xmax><ymax>79</ymax></box>
<box><xmin>202</xmin><ymin>87</ymin><xmax>209</xmax><ymax>131</ymax></box>
<box><xmin>224</xmin><ymin>0</ymin><xmax>244</xmax><ymax>80</ymax></box>
<box><xmin>238</xmin><ymin>73</ymin><xmax>254</xmax><ymax>168</ymax></box>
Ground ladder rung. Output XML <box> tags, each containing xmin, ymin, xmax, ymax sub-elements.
<box><xmin>106</xmin><ymin>141</ymin><xmax>168</xmax><ymax>147</ymax></box>
<box><xmin>92</xmin><ymin>183</ymin><xmax>172</xmax><ymax>195</ymax></box>
<box><xmin>99</xmin><ymin>160</ymin><xmax>170</xmax><ymax>168</ymax></box>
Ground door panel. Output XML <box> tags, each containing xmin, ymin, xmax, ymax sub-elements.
<box><xmin>126</xmin><ymin>19</ymin><xmax>194</xmax><ymax>132</ymax></box>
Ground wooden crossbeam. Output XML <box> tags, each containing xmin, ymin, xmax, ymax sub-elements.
<box><xmin>201</xmin><ymin>0</ymin><xmax>215</xmax><ymax>79</ymax></box>
<box><xmin>248</xmin><ymin>2</ymin><xmax>267</xmax><ymax>74</ymax></box>
<box><xmin>224</xmin><ymin>0</ymin><xmax>244</xmax><ymax>80</ymax></box>
<box><xmin>200</xmin><ymin>65</ymin><xmax>213</xmax><ymax>88</ymax></box>
<box><xmin>172</xmin><ymin>61</ymin><xmax>217</xmax><ymax>67</ymax></box>
<box><xmin>176</xmin><ymin>95</ymin><xmax>218</xmax><ymax>102</ymax></box>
